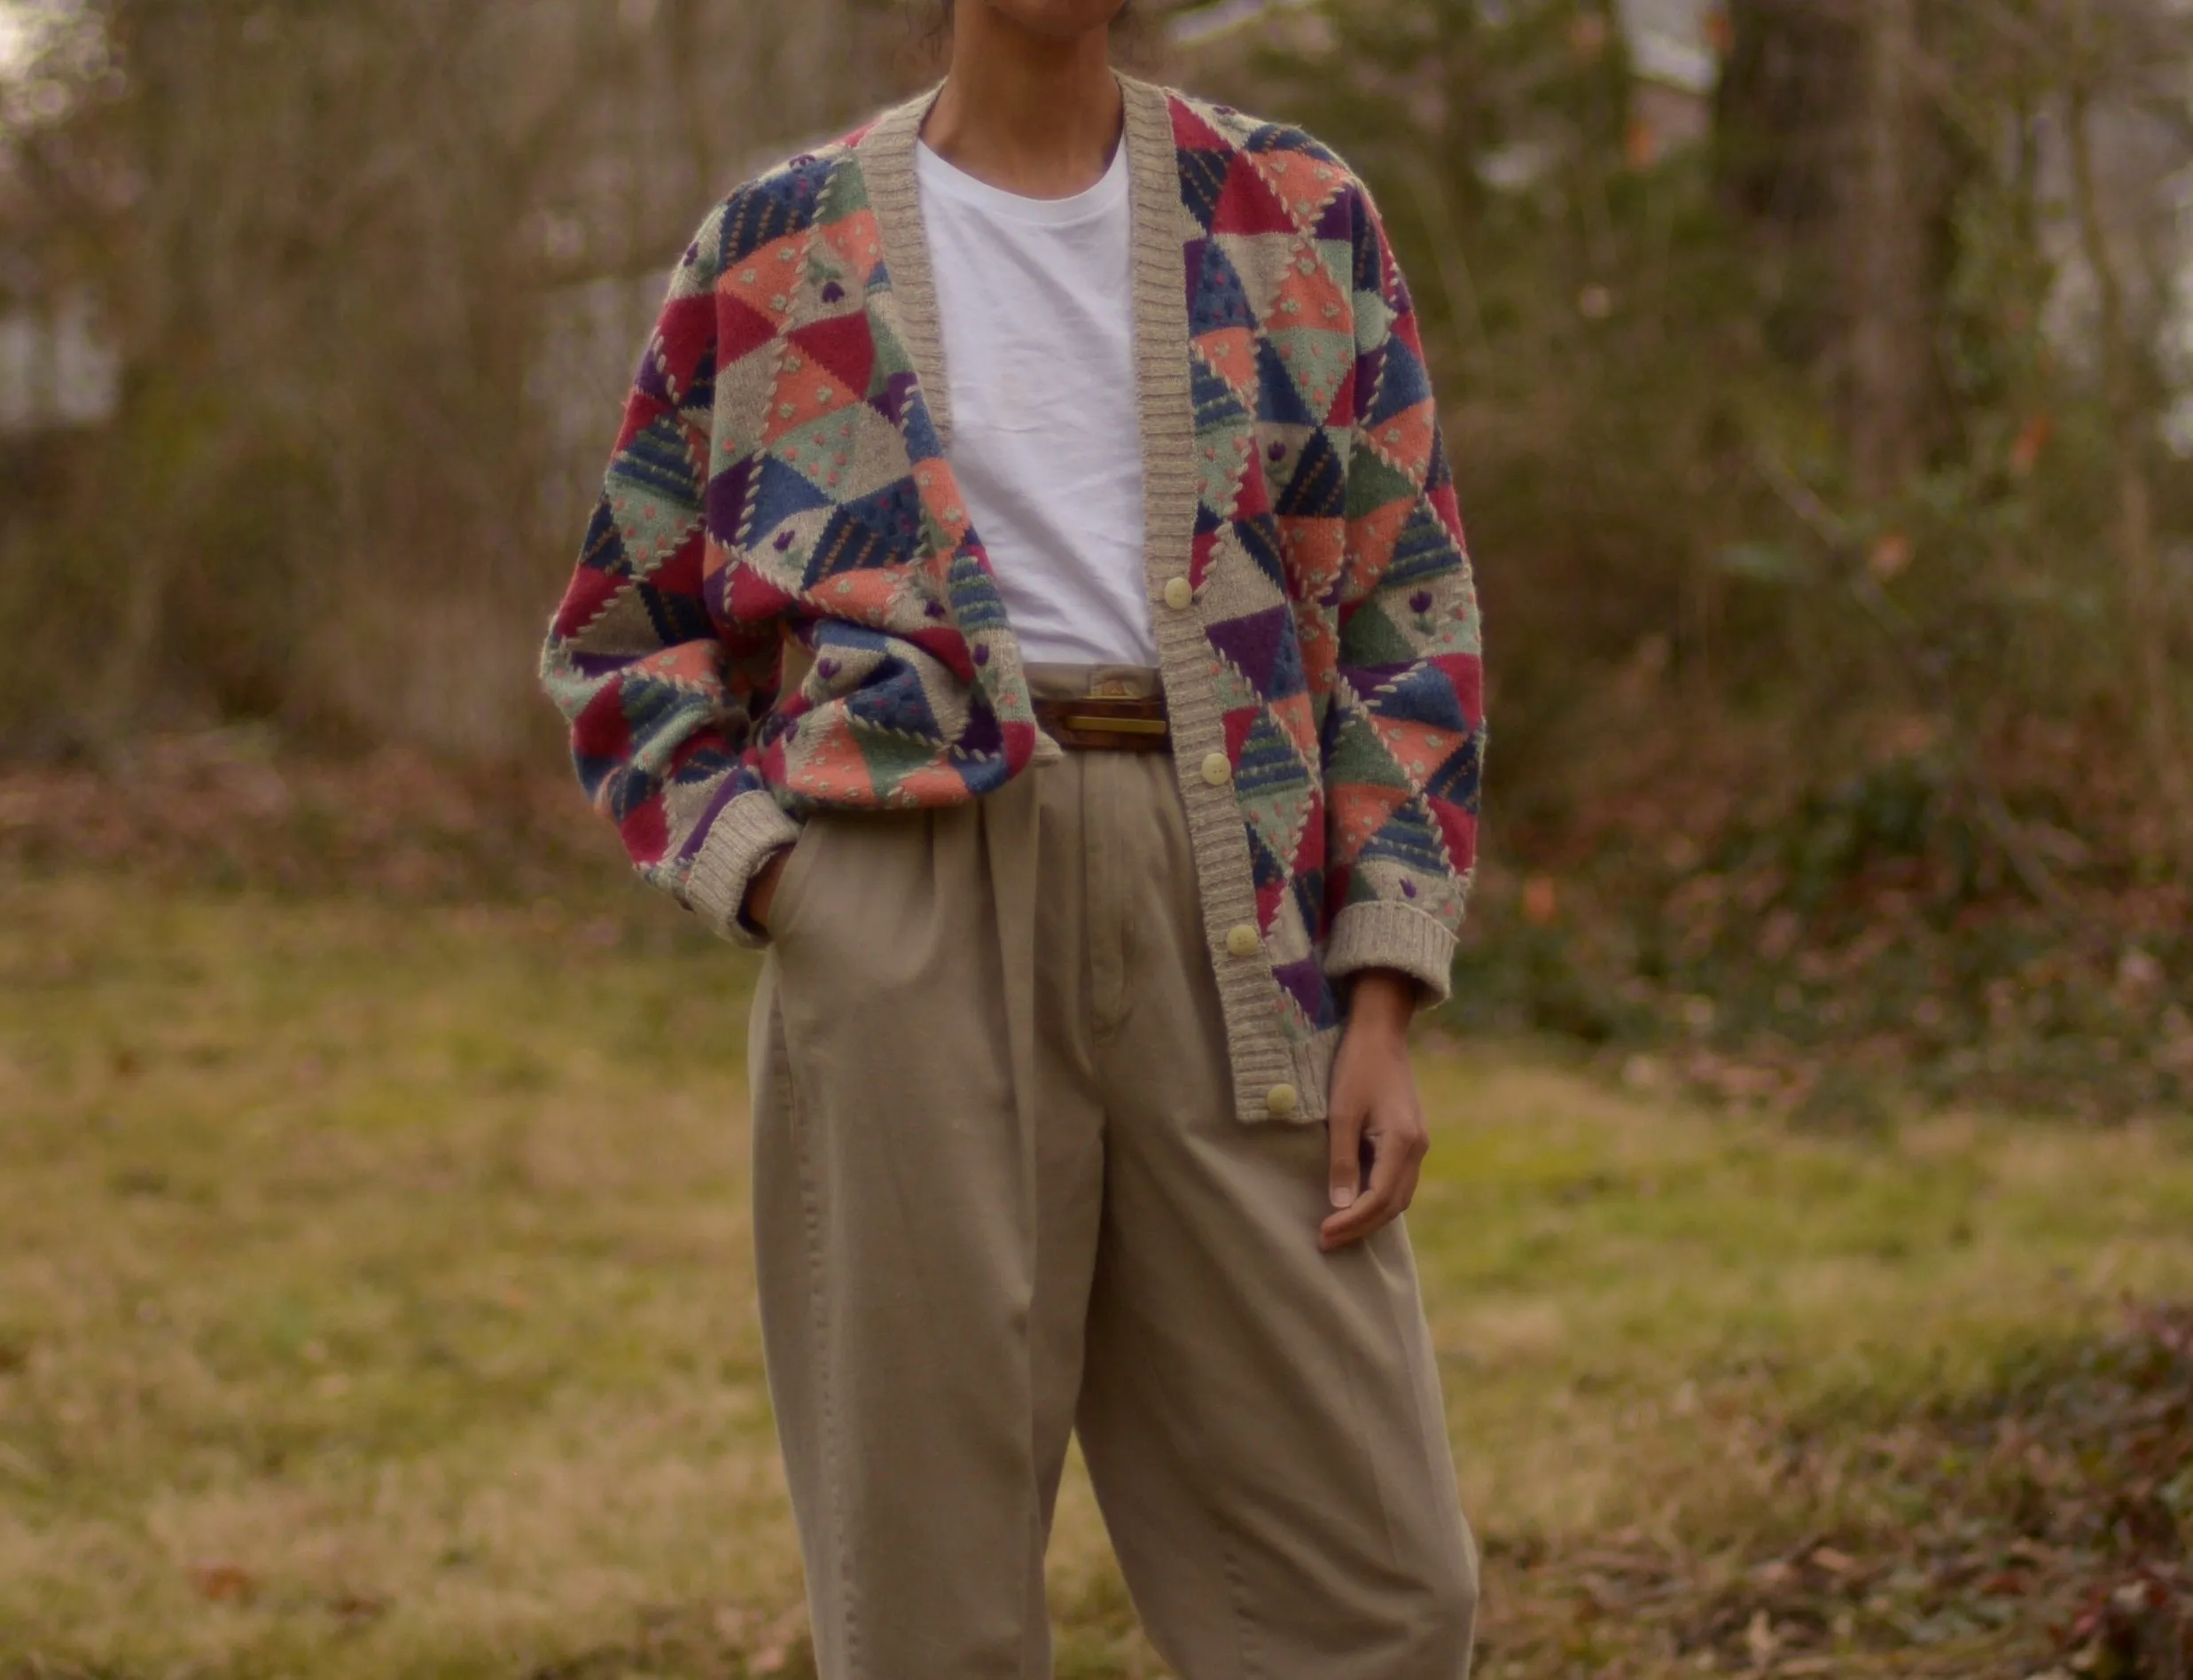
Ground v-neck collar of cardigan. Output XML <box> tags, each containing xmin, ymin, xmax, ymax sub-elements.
<box><xmin>848</xmin><ymin>70</ymin><xmax>1200</xmax><ymax>784</ymax></box>
<box><xmin>853</xmin><ymin>70</ymin><xmax>1191</xmax><ymax>465</ymax></box>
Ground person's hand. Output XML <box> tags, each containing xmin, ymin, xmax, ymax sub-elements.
<box><xmin>743</xmin><ymin>843</ymin><xmax>794</xmax><ymax>934</ymax></box>
<box><xmin>1321</xmin><ymin>970</ymin><xmax>1429</xmax><ymax>1252</ymax></box>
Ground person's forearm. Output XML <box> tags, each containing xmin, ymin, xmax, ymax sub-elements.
<box><xmin>1348</xmin><ymin>969</ymin><xmax>1419</xmax><ymax>1038</ymax></box>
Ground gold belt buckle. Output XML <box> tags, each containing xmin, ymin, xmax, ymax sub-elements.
<box><xmin>1065</xmin><ymin>715</ymin><xmax>1169</xmax><ymax>737</ymax></box>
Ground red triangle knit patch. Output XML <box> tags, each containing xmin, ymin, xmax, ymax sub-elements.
<box><xmin>1171</xmin><ymin>100</ymin><xmax>1231</xmax><ymax>152</ymax></box>
<box><xmin>1434</xmin><ymin>802</ymin><xmax>1479</xmax><ymax>876</ymax></box>
<box><xmin>717</xmin><ymin>296</ymin><xmax>782</xmax><ymax>368</ymax></box>
<box><xmin>790</xmin><ymin>313</ymin><xmax>877</xmax><ymax>402</ymax></box>
<box><xmin>1210</xmin><ymin>158</ymin><xmax>1296</xmax><ymax>238</ymax></box>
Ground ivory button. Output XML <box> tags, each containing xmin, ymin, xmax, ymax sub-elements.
<box><xmin>1201</xmin><ymin>753</ymin><xmax>1233</xmax><ymax>787</ymax></box>
<box><xmin>1227</xmin><ymin>924</ymin><xmax>1260</xmax><ymax>959</ymax></box>
<box><xmin>1266</xmin><ymin>1083</ymin><xmax>1300</xmax><ymax>1119</ymax></box>
<box><xmin>1163</xmin><ymin>575</ymin><xmax>1195</xmax><ymax>612</ymax></box>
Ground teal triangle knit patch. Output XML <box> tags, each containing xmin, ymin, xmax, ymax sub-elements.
<box><xmin>1338</xmin><ymin>599</ymin><xmax>1419</xmax><ymax>668</ymax></box>
<box><xmin>1343</xmin><ymin>449</ymin><xmax>1417</xmax><ymax>525</ymax></box>
<box><xmin>1265</xmin><ymin>326</ymin><xmax>1354</xmax><ymax>420</ymax></box>
<box><xmin>1325</xmin><ymin>706</ymin><xmax>1415</xmax><ymax>793</ymax></box>
<box><xmin>816</xmin><ymin>155</ymin><xmax>870</xmax><ymax>222</ymax></box>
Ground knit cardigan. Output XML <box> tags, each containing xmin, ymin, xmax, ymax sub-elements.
<box><xmin>540</xmin><ymin>74</ymin><xmax>1487</xmax><ymax>1124</ymax></box>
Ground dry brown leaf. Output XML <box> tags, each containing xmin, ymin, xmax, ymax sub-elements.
<box><xmin>188</xmin><ymin>1561</ymin><xmax>257</xmax><ymax>1603</ymax></box>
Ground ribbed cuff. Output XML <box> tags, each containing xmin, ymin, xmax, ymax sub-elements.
<box><xmin>683</xmin><ymin>790</ymin><xmax>805</xmax><ymax>949</ymax></box>
<box><xmin>1323</xmin><ymin>899</ymin><xmax>1459</xmax><ymax>1006</ymax></box>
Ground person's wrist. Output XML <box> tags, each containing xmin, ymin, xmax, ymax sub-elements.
<box><xmin>1347</xmin><ymin>969</ymin><xmax>1419</xmax><ymax>1040</ymax></box>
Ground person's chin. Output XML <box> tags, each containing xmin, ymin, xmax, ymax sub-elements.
<box><xmin>984</xmin><ymin>0</ymin><xmax>1128</xmax><ymax>41</ymax></box>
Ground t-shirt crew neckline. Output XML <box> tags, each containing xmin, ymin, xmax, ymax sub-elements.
<box><xmin>913</xmin><ymin>134</ymin><xmax>1129</xmax><ymax>227</ymax></box>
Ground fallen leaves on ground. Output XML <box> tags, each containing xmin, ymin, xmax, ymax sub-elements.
<box><xmin>0</xmin><ymin>730</ymin><xmax>611</xmax><ymax>903</ymax></box>
<box><xmin>1478</xmin><ymin>1302</ymin><xmax>2193</xmax><ymax>1677</ymax></box>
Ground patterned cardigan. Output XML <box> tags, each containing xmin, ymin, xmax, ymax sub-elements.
<box><xmin>540</xmin><ymin>74</ymin><xmax>1486</xmax><ymax>1123</ymax></box>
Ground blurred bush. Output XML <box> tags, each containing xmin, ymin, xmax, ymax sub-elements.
<box><xmin>1212</xmin><ymin>0</ymin><xmax>2193</xmax><ymax>1109</ymax></box>
<box><xmin>3</xmin><ymin>0</ymin><xmax>2190</xmax><ymax>1106</ymax></box>
<box><xmin>0</xmin><ymin>0</ymin><xmax>905</xmax><ymax>756</ymax></box>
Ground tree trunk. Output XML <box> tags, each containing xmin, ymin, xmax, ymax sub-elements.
<box><xmin>2065</xmin><ymin>0</ymin><xmax>2193</xmax><ymax>856</ymax></box>
<box><xmin>1714</xmin><ymin>0</ymin><xmax>1857</xmax><ymax>364</ymax></box>
<box><xmin>1847</xmin><ymin>0</ymin><xmax>1928</xmax><ymax>502</ymax></box>
<box><xmin>1718</xmin><ymin>0</ymin><xmax>1949</xmax><ymax>498</ymax></box>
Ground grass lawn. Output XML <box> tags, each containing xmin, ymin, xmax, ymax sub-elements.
<box><xmin>4</xmin><ymin>870</ymin><xmax>2190</xmax><ymax>1678</ymax></box>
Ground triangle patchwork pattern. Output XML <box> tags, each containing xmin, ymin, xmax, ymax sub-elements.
<box><xmin>1361</xmin><ymin>794</ymin><xmax>1455</xmax><ymax>877</ymax></box>
<box><xmin>1324</xmin><ymin>705</ymin><xmax>1414</xmax><ymax>793</ymax></box>
<box><xmin>1245</xmin><ymin>148</ymin><xmax>1353</xmax><ymax>230</ymax></box>
<box><xmin>1275</xmin><ymin>427</ymin><xmax>1346</xmax><ymax>521</ymax></box>
<box><xmin>1424</xmin><ymin>730</ymin><xmax>1483</xmax><ymax>812</ymax></box>
<box><xmin>1254</xmin><ymin>338</ymin><xmax>1322</xmax><ymax>428</ymax></box>
<box><xmin>1267</xmin><ymin>244</ymin><xmax>1352</xmax><ymax>333</ymax></box>
<box><xmin>1210</xmin><ymin>154</ymin><xmax>1297</xmax><ymax>237</ymax></box>
<box><xmin>734</xmin><ymin>455</ymin><xmax>832</xmax><ymax>547</ymax></box>
<box><xmin>1205</xmin><ymin>604</ymin><xmax>1294</xmax><ymax>695</ymax></box>
<box><xmin>1365</xmin><ymin>332</ymin><xmax>1435</xmax><ymax>429</ymax></box>
<box><xmin>1235</xmin><ymin>712</ymin><xmax>1316</xmax><ymax>870</ymax></box>
<box><xmin>789</xmin><ymin>312</ymin><xmax>877</xmax><ymax>399</ymax></box>
<box><xmin>1385</xmin><ymin>500</ymin><xmax>1469</xmax><ymax>590</ymax></box>
<box><xmin>1362</xmin><ymin>398</ymin><xmax>1437</xmax><ymax>484</ymax></box>
<box><xmin>1180</xmin><ymin>145</ymin><xmax>1233</xmax><ymax>232</ymax></box>
<box><xmin>1197</xmin><ymin>328</ymin><xmax>1260</xmax><ymax>408</ymax></box>
<box><xmin>848</xmin><ymin>676</ymin><xmax>946</xmax><ymax>753</ymax></box>
<box><xmin>802</xmin><ymin>477</ymin><xmax>924</xmax><ymax>585</ymax></box>
<box><xmin>544</xmin><ymin>90</ymin><xmax>1483</xmax><ymax>1081</ymax></box>
<box><xmin>718</xmin><ymin>230</ymin><xmax>808</xmax><ymax>326</ymax></box>
<box><xmin>1265</xmin><ymin>326</ymin><xmax>1354</xmax><ymax>422</ymax></box>
<box><xmin>1366</xmin><ymin>709</ymin><xmax>1470</xmax><ymax>790</ymax></box>
<box><xmin>1188</xmin><ymin>238</ymin><xmax>1260</xmax><ymax>337</ymax></box>
<box><xmin>763</xmin><ymin>354</ymin><xmax>862</xmax><ymax>447</ymax></box>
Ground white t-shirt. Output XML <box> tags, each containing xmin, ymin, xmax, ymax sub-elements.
<box><xmin>914</xmin><ymin>135</ymin><xmax>1157</xmax><ymax>668</ymax></box>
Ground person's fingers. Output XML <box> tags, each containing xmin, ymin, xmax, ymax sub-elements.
<box><xmin>1393</xmin><ymin>1149</ymin><xmax>1424</xmax><ymax>1217</ymax></box>
<box><xmin>1320</xmin><ymin>1114</ymin><xmax>1415</xmax><ymax>1249</ymax></box>
<box><xmin>1327</xmin><ymin>1098</ymin><xmax>1367</xmax><ymax>1213</ymax></box>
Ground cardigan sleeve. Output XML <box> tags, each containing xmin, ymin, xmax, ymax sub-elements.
<box><xmin>538</xmin><ymin>199</ymin><xmax>802</xmax><ymax>947</ymax></box>
<box><xmin>1320</xmin><ymin>181</ymin><xmax>1487</xmax><ymax>1004</ymax></box>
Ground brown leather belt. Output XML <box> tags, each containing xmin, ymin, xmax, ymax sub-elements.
<box><xmin>1031</xmin><ymin>693</ymin><xmax>1171</xmax><ymax>754</ymax></box>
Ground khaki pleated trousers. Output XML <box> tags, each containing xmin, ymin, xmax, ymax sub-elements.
<box><xmin>747</xmin><ymin>671</ymin><xmax>1478</xmax><ymax>1680</ymax></box>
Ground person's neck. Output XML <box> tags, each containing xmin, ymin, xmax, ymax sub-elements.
<box><xmin>920</xmin><ymin>12</ymin><xmax>1122</xmax><ymax>200</ymax></box>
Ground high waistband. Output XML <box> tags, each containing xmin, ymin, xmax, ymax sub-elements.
<box><xmin>1028</xmin><ymin>664</ymin><xmax>1171</xmax><ymax>754</ymax></box>
<box><xmin>1022</xmin><ymin>662</ymin><xmax>1165</xmax><ymax>702</ymax></box>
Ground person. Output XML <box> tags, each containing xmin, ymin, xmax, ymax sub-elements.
<box><xmin>539</xmin><ymin>1</ymin><xmax>1487</xmax><ymax>1673</ymax></box>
